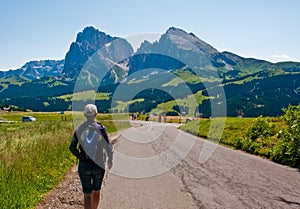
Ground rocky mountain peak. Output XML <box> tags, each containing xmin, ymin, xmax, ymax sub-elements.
<box><xmin>62</xmin><ymin>26</ymin><xmax>117</xmax><ymax>78</ymax></box>
<box><xmin>165</xmin><ymin>26</ymin><xmax>188</xmax><ymax>35</ymax></box>
<box><xmin>75</xmin><ymin>26</ymin><xmax>115</xmax><ymax>48</ymax></box>
<box><xmin>165</xmin><ymin>26</ymin><xmax>219</xmax><ymax>55</ymax></box>
<box><xmin>0</xmin><ymin>60</ymin><xmax>64</xmax><ymax>80</ymax></box>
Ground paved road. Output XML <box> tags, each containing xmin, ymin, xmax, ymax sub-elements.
<box><xmin>100</xmin><ymin>121</ymin><xmax>300</xmax><ymax>209</ymax></box>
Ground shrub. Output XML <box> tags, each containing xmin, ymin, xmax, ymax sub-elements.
<box><xmin>271</xmin><ymin>104</ymin><xmax>300</xmax><ymax>168</ymax></box>
<box><xmin>245</xmin><ymin>116</ymin><xmax>276</xmax><ymax>141</ymax></box>
<box><xmin>240</xmin><ymin>116</ymin><xmax>277</xmax><ymax>155</ymax></box>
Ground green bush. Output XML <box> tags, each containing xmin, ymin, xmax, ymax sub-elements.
<box><xmin>240</xmin><ymin>116</ymin><xmax>277</xmax><ymax>156</ymax></box>
<box><xmin>180</xmin><ymin>106</ymin><xmax>300</xmax><ymax>168</ymax></box>
<box><xmin>245</xmin><ymin>116</ymin><xmax>276</xmax><ymax>141</ymax></box>
<box><xmin>271</xmin><ymin>104</ymin><xmax>300</xmax><ymax>168</ymax></box>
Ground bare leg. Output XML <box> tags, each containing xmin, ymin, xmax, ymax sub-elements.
<box><xmin>84</xmin><ymin>193</ymin><xmax>93</xmax><ymax>209</ymax></box>
<box><xmin>92</xmin><ymin>190</ymin><xmax>100</xmax><ymax>209</ymax></box>
<box><xmin>92</xmin><ymin>190</ymin><xmax>101</xmax><ymax>209</ymax></box>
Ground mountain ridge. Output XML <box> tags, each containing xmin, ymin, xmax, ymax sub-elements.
<box><xmin>0</xmin><ymin>26</ymin><xmax>299</xmax><ymax>117</ymax></box>
<box><xmin>1</xmin><ymin>26</ymin><xmax>299</xmax><ymax>80</ymax></box>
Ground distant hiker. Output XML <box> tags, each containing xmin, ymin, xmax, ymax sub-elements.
<box><xmin>163</xmin><ymin>113</ymin><xmax>167</xmax><ymax>123</ymax></box>
<box><xmin>69</xmin><ymin>104</ymin><xmax>113</xmax><ymax>209</ymax></box>
<box><xmin>238</xmin><ymin>110</ymin><xmax>244</xmax><ymax>118</ymax></box>
<box><xmin>131</xmin><ymin>113</ymin><xmax>135</xmax><ymax>120</ymax></box>
<box><xmin>145</xmin><ymin>114</ymin><xmax>150</xmax><ymax>121</ymax></box>
<box><xmin>131</xmin><ymin>112</ymin><xmax>137</xmax><ymax>120</ymax></box>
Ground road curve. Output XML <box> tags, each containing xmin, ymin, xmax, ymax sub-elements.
<box><xmin>100</xmin><ymin>121</ymin><xmax>300</xmax><ymax>209</ymax></box>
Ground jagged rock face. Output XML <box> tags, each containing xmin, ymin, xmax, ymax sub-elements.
<box><xmin>165</xmin><ymin>27</ymin><xmax>219</xmax><ymax>55</ymax></box>
<box><xmin>0</xmin><ymin>60</ymin><xmax>64</xmax><ymax>80</ymax></box>
<box><xmin>128</xmin><ymin>27</ymin><xmax>221</xmax><ymax>76</ymax></box>
<box><xmin>62</xmin><ymin>26</ymin><xmax>117</xmax><ymax>78</ymax></box>
<box><xmin>1</xmin><ymin>26</ymin><xmax>300</xmax><ymax>116</ymax></box>
<box><xmin>2</xmin><ymin>25</ymin><xmax>300</xmax><ymax>85</ymax></box>
<box><xmin>62</xmin><ymin>26</ymin><xmax>134</xmax><ymax>86</ymax></box>
<box><xmin>21</xmin><ymin>60</ymin><xmax>65</xmax><ymax>79</ymax></box>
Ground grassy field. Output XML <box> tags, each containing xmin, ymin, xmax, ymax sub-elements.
<box><xmin>0</xmin><ymin>110</ymin><xmax>298</xmax><ymax>208</ymax></box>
<box><xmin>59</xmin><ymin>90</ymin><xmax>111</xmax><ymax>101</ymax></box>
<box><xmin>149</xmin><ymin>90</ymin><xmax>207</xmax><ymax>117</ymax></box>
<box><xmin>180</xmin><ymin>116</ymin><xmax>299</xmax><ymax>168</ymax></box>
<box><xmin>0</xmin><ymin>112</ymin><xmax>130</xmax><ymax>209</ymax></box>
<box><xmin>180</xmin><ymin>117</ymin><xmax>259</xmax><ymax>142</ymax></box>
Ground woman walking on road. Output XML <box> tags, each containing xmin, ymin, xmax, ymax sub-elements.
<box><xmin>69</xmin><ymin>104</ymin><xmax>113</xmax><ymax>209</ymax></box>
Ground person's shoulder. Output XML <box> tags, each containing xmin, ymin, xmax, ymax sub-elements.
<box><xmin>75</xmin><ymin>121</ymin><xmax>89</xmax><ymax>131</ymax></box>
<box><xmin>96</xmin><ymin>121</ymin><xmax>106</xmax><ymax>129</ymax></box>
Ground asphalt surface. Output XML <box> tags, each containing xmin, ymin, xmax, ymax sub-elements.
<box><xmin>100</xmin><ymin>121</ymin><xmax>300</xmax><ymax>209</ymax></box>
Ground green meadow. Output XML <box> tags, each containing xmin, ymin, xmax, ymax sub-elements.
<box><xmin>181</xmin><ymin>104</ymin><xmax>300</xmax><ymax>168</ymax></box>
<box><xmin>0</xmin><ymin>104</ymin><xmax>299</xmax><ymax>209</ymax></box>
<box><xmin>59</xmin><ymin>90</ymin><xmax>111</xmax><ymax>101</ymax></box>
<box><xmin>0</xmin><ymin>112</ymin><xmax>130</xmax><ymax>209</ymax></box>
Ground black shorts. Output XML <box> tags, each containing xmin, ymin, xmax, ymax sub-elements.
<box><xmin>78</xmin><ymin>160</ymin><xmax>106</xmax><ymax>194</ymax></box>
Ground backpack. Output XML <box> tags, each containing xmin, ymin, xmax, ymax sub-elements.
<box><xmin>79</xmin><ymin>122</ymin><xmax>105</xmax><ymax>161</ymax></box>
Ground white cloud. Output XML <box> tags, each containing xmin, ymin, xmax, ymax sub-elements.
<box><xmin>271</xmin><ymin>54</ymin><xmax>290</xmax><ymax>59</ymax></box>
<box><xmin>271</xmin><ymin>54</ymin><xmax>292</xmax><ymax>62</ymax></box>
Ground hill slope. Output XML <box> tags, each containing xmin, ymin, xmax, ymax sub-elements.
<box><xmin>0</xmin><ymin>26</ymin><xmax>299</xmax><ymax>116</ymax></box>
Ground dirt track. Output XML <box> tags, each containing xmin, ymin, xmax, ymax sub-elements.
<box><xmin>36</xmin><ymin>164</ymin><xmax>83</xmax><ymax>209</ymax></box>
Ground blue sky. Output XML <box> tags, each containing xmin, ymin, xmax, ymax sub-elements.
<box><xmin>0</xmin><ymin>0</ymin><xmax>299</xmax><ymax>70</ymax></box>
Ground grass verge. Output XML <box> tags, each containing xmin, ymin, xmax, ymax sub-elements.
<box><xmin>0</xmin><ymin>112</ymin><xmax>130</xmax><ymax>209</ymax></box>
<box><xmin>180</xmin><ymin>116</ymin><xmax>299</xmax><ymax>168</ymax></box>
